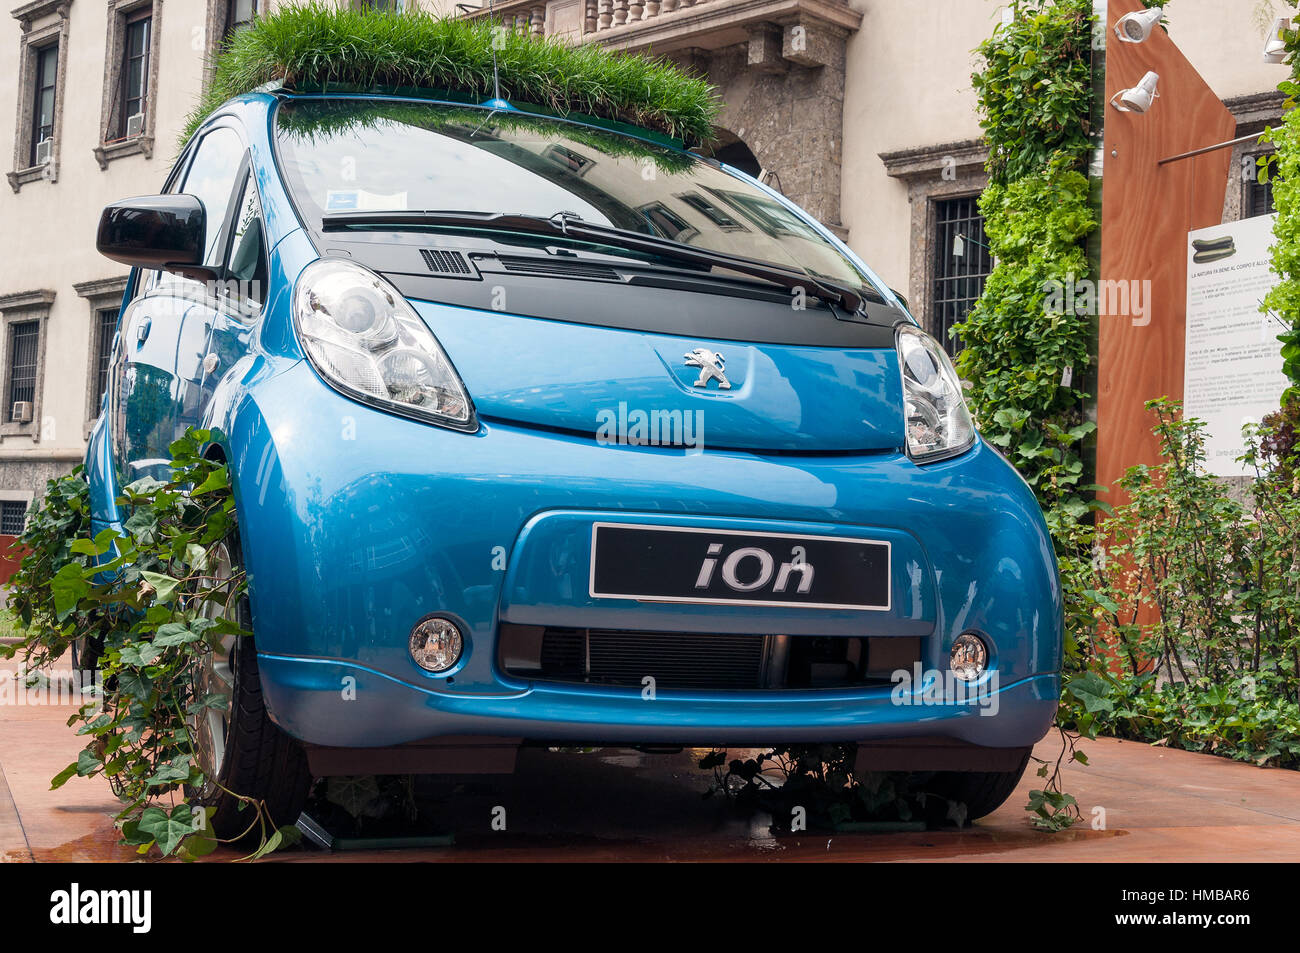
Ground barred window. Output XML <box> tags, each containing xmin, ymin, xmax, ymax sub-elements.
<box><xmin>8</xmin><ymin>321</ymin><xmax>40</xmax><ymax>409</ymax></box>
<box><xmin>94</xmin><ymin>307</ymin><xmax>118</xmax><ymax>408</ymax></box>
<box><xmin>931</xmin><ymin>195</ymin><xmax>991</xmax><ymax>357</ymax></box>
<box><xmin>0</xmin><ymin>500</ymin><xmax>27</xmax><ymax>536</ymax></box>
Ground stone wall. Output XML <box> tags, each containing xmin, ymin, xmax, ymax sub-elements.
<box><xmin>0</xmin><ymin>459</ymin><xmax>77</xmax><ymax>499</ymax></box>
<box><xmin>703</xmin><ymin>34</ymin><xmax>848</xmax><ymax>230</ymax></box>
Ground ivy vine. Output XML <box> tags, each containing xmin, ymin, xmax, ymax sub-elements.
<box><xmin>1</xmin><ymin>430</ymin><xmax>296</xmax><ymax>860</ymax></box>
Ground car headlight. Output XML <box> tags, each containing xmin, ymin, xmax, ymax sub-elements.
<box><xmin>292</xmin><ymin>259</ymin><xmax>475</xmax><ymax>431</ymax></box>
<box><xmin>896</xmin><ymin>325</ymin><xmax>976</xmax><ymax>462</ymax></box>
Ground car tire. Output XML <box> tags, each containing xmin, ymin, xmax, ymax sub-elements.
<box><xmin>186</xmin><ymin>536</ymin><xmax>311</xmax><ymax>843</ymax></box>
<box><xmin>917</xmin><ymin>748</ymin><xmax>1032</xmax><ymax>822</ymax></box>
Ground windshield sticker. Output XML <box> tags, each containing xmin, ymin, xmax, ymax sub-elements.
<box><xmin>325</xmin><ymin>189</ymin><xmax>408</xmax><ymax>212</ymax></box>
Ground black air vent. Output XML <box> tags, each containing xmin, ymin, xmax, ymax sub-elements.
<box><xmin>497</xmin><ymin>255</ymin><xmax>620</xmax><ymax>280</ymax></box>
<box><xmin>498</xmin><ymin>625</ymin><xmax>920</xmax><ymax>692</ymax></box>
<box><xmin>419</xmin><ymin>248</ymin><xmax>473</xmax><ymax>276</ymax></box>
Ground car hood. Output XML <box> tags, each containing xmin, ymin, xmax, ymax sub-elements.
<box><xmin>410</xmin><ymin>299</ymin><xmax>906</xmax><ymax>453</ymax></box>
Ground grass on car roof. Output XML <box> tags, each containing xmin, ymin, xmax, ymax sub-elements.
<box><xmin>183</xmin><ymin>3</ymin><xmax>721</xmax><ymax>147</ymax></box>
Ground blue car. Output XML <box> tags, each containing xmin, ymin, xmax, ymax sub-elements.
<box><xmin>90</xmin><ymin>90</ymin><xmax>1061</xmax><ymax>835</ymax></box>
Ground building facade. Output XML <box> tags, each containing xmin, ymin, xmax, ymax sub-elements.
<box><xmin>0</xmin><ymin>0</ymin><xmax>1290</xmax><ymax>525</ymax></box>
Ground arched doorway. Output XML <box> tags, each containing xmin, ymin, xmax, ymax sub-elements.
<box><xmin>698</xmin><ymin>129</ymin><xmax>763</xmax><ymax>179</ymax></box>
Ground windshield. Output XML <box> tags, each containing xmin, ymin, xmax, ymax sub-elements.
<box><xmin>275</xmin><ymin>98</ymin><xmax>876</xmax><ymax>293</ymax></box>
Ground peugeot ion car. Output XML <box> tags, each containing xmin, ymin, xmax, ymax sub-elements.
<box><xmin>90</xmin><ymin>91</ymin><xmax>1062</xmax><ymax>835</ymax></box>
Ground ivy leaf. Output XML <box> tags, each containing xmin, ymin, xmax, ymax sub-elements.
<box><xmin>146</xmin><ymin>757</ymin><xmax>193</xmax><ymax>787</ymax></box>
<box><xmin>177</xmin><ymin>831</ymin><xmax>219</xmax><ymax>861</ymax></box>
<box><xmin>139</xmin><ymin>571</ymin><xmax>180</xmax><ymax>604</ymax></box>
<box><xmin>50</xmin><ymin>761</ymin><xmax>79</xmax><ymax>790</ymax></box>
<box><xmin>1067</xmin><ymin>671</ymin><xmax>1116</xmax><ymax>714</ymax></box>
<box><xmin>69</xmin><ymin>538</ymin><xmax>103</xmax><ymax>557</ymax></box>
<box><xmin>138</xmin><ymin>804</ymin><xmax>197</xmax><ymax>856</ymax></box>
<box><xmin>326</xmin><ymin>775</ymin><xmax>385</xmax><ymax>818</ymax></box>
<box><xmin>118</xmin><ymin>642</ymin><xmax>163</xmax><ymax>668</ymax></box>
<box><xmin>245</xmin><ymin>828</ymin><xmax>284</xmax><ymax>862</ymax></box>
<box><xmin>51</xmin><ymin>563</ymin><xmax>90</xmax><ymax>621</ymax></box>
<box><xmin>191</xmin><ymin>467</ymin><xmax>229</xmax><ymax>497</ymax></box>
<box><xmin>116</xmin><ymin>670</ymin><xmax>153</xmax><ymax>703</ymax></box>
<box><xmin>75</xmin><ymin>748</ymin><xmax>103</xmax><ymax>777</ymax></box>
<box><xmin>153</xmin><ymin>622</ymin><xmax>201</xmax><ymax>647</ymax></box>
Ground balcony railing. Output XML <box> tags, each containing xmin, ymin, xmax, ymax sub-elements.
<box><xmin>462</xmin><ymin>0</ymin><xmax>726</xmax><ymax>38</ymax></box>
<box><xmin>461</xmin><ymin>0</ymin><xmax>861</xmax><ymax>54</ymax></box>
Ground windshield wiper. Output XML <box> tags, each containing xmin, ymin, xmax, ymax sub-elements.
<box><xmin>320</xmin><ymin>209</ymin><xmax>873</xmax><ymax>312</ymax></box>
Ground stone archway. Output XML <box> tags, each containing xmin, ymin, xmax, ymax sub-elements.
<box><xmin>696</xmin><ymin>128</ymin><xmax>762</xmax><ymax>178</ymax></box>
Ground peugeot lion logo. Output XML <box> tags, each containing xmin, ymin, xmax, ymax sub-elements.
<box><xmin>684</xmin><ymin>348</ymin><xmax>731</xmax><ymax>390</ymax></box>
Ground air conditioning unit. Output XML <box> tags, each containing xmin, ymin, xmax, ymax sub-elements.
<box><xmin>11</xmin><ymin>401</ymin><xmax>33</xmax><ymax>424</ymax></box>
<box><xmin>125</xmin><ymin>112</ymin><xmax>145</xmax><ymax>138</ymax></box>
<box><xmin>34</xmin><ymin>137</ymin><xmax>53</xmax><ymax>165</ymax></box>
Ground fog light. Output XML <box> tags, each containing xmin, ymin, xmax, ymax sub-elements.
<box><xmin>950</xmin><ymin>632</ymin><xmax>988</xmax><ymax>682</ymax></box>
<box><xmin>409</xmin><ymin>616</ymin><xmax>464</xmax><ymax>673</ymax></box>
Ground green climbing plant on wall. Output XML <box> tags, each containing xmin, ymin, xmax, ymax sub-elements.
<box><xmin>961</xmin><ymin>0</ymin><xmax>1101</xmax><ymax>829</ymax></box>
<box><xmin>962</xmin><ymin>0</ymin><xmax>1101</xmax><ymax>652</ymax></box>
<box><xmin>1261</xmin><ymin>12</ymin><xmax>1300</xmax><ymax>399</ymax></box>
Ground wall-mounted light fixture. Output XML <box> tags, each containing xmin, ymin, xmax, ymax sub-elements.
<box><xmin>1264</xmin><ymin>17</ymin><xmax>1292</xmax><ymax>64</ymax></box>
<box><xmin>1110</xmin><ymin>71</ymin><xmax>1161</xmax><ymax>114</ymax></box>
<box><xmin>1114</xmin><ymin>8</ymin><xmax>1164</xmax><ymax>44</ymax></box>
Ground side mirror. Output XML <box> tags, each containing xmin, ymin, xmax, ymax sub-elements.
<box><xmin>96</xmin><ymin>194</ymin><xmax>216</xmax><ymax>281</ymax></box>
<box><xmin>890</xmin><ymin>288</ymin><xmax>911</xmax><ymax>311</ymax></box>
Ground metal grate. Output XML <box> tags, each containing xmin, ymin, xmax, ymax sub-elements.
<box><xmin>499</xmin><ymin>626</ymin><xmax>918</xmax><ymax>692</ymax></box>
<box><xmin>532</xmin><ymin>627</ymin><xmax>767</xmax><ymax>690</ymax></box>
<box><xmin>419</xmin><ymin>248</ymin><xmax>472</xmax><ymax>275</ymax></box>
<box><xmin>7</xmin><ymin>320</ymin><xmax>39</xmax><ymax>411</ymax></box>
<box><xmin>931</xmin><ymin>195</ymin><xmax>992</xmax><ymax>357</ymax></box>
<box><xmin>94</xmin><ymin>308</ymin><xmax>118</xmax><ymax>409</ymax></box>
<box><xmin>0</xmin><ymin>500</ymin><xmax>26</xmax><ymax>536</ymax></box>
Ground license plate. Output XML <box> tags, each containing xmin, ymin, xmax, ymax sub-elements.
<box><xmin>589</xmin><ymin>523</ymin><xmax>891</xmax><ymax>611</ymax></box>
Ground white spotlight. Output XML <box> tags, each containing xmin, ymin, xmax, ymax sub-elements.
<box><xmin>1110</xmin><ymin>71</ymin><xmax>1161</xmax><ymax>114</ymax></box>
<box><xmin>1114</xmin><ymin>8</ymin><xmax>1163</xmax><ymax>44</ymax></box>
<box><xmin>1264</xmin><ymin>17</ymin><xmax>1292</xmax><ymax>64</ymax></box>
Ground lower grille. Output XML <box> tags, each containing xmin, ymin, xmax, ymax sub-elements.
<box><xmin>499</xmin><ymin>624</ymin><xmax>921</xmax><ymax>691</ymax></box>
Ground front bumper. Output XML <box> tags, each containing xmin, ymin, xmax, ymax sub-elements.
<box><xmin>225</xmin><ymin>360</ymin><xmax>1062</xmax><ymax>752</ymax></box>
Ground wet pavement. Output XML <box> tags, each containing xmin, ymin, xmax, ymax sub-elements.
<box><xmin>2</xmin><ymin>654</ymin><xmax>1299</xmax><ymax>862</ymax></box>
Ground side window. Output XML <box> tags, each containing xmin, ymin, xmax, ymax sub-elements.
<box><xmin>222</xmin><ymin>173</ymin><xmax>268</xmax><ymax>313</ymax></box>
<box><xmin>179</xmin><ymin>126</ymin><xmax>246</xmax><ymax>269</ymax></box>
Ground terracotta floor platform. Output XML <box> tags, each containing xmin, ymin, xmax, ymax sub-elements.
<box><xmin>2</xmin><ymin>656</ymin><xmax>1298</xmax><ymax>862</ymax></box>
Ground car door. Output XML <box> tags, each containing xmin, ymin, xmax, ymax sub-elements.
<box><xmin>110</xmin><ymin>124</ymin><xmax>246</xmax><ymax>484</ymax></box>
